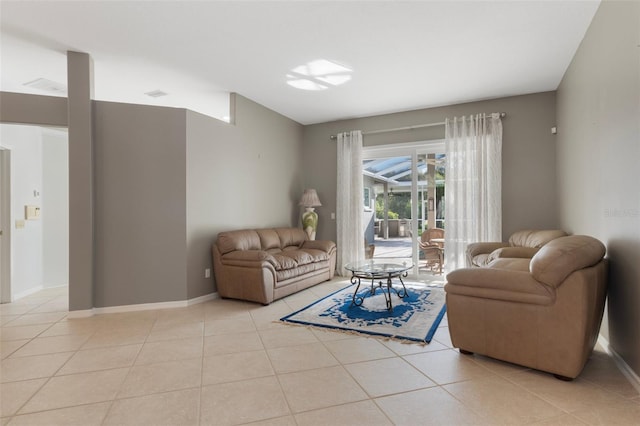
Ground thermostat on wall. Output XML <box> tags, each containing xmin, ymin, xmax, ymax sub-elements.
<box><xmin>25</xmin><ymin>205</ymin><xmax>41</xmax><ymax>220</ymax></box>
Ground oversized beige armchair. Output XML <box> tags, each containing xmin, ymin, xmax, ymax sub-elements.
<box><xmin>419</xmin><ymin>228</ymin><xmax>444</xmax><ymax>274</ymax></box>
<box><xmin>445</xmin><ymin>235</ymin><xmax>607</xmax><ymax>380</ymax></box>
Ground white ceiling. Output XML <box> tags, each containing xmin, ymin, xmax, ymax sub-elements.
<box><xmin>0</xmin><ymin>1</ymin><xmax>600</xmax><ymax>125</ymax></box>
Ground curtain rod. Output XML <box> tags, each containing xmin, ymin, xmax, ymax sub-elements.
<box><xmin>329</xmin><ymin>112</ymin><xmax>506</xmax><ymax>140</ymax></box>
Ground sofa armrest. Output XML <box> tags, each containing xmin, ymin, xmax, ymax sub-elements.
<box><xmin>466</xmin><ymin>242</ymin><xmax>509</xmax><ymax>267</ymax></box>
<box><xmin>466</xmin><ymin>242</ymin><xmax>509</xmax><ymax>258</ymax></box>
<box><xmin>220</xmin><ymin>250</ymin><xmax>277</xmax><ymax>269</ymax></box>
<box><xmin>445</xmin><ymin>268</ymin><xmax>554</xmax><ymax>305</ymax></box>
<box><xmin>301</xmin><ymin>240</ymin><xmax>336</xmax><ymax>253</ymax></box>
<box><xmin>488</xmin><ymin>246</ymin><xmax>539</xmax><ymax>262</ymax></box>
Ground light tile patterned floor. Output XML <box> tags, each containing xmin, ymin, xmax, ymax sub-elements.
<box><xmin>1</xmin><ymin>280</ymin><xmax>639</xmax><ymax>425</ymax></box>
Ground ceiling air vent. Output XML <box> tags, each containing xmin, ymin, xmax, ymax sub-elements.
<box><xmin>23</xmin><ymin>78</ymin><xmax>67</xmax><ymax>94</ymax></box>
<box><xmin>145</xmin><ymin>89</ymin><xmax>168</xmax><ymax>98</ymax></box>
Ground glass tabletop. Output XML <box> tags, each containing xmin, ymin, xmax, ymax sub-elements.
<box><xmin>345</xmin><ymin>258</ymin><xmax>413</xmax><ymax>276</ymax></box>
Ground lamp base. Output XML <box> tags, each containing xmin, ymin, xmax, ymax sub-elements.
<box><xmin>302</xmin><ymin>207</ymin><xmax>318</xmax><ymax>240</ymax></box>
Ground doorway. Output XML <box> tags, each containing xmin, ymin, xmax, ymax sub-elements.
<box><xmin>0</xmin><ymin>124</ymin><xmax>69</xmax><ymax>303</ymax></box>
<box><xmin>362</xmin><ymin>140</ymin><xmax>445</xmax><ymax>276</ymax></box>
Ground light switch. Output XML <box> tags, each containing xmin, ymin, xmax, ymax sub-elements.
<box><xmin>15</xmin><ymin>220</ymin><xmax>25</xmax><ymax>229</ymax></box>
<box><xmin>25</xmin><ymin>205</ymin><xmax>40</xmax><ymax>220</ymax></box>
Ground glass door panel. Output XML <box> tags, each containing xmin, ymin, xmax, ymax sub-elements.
<box><xmin>362</xmin><ymin>144</ymin><xmax>445</xmax><ymax>276</ymax></box>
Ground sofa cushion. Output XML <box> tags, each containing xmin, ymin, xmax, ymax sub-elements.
<box><xmin>217</xmin><ymin>230</ymin><xmax>261</xmax><ymax>255</ymax></box>
<box><xmin>301</xmin><ymin>249</ymin><xmax>330</xmax><ymax>263</ymax></box>
<box><xmin>257</xmin><ymin>229</ymin><xmax>281</xmax><ymax>251</ymax></box>
<box><xmin>530</xmin><ymin>235</ymin><xmax>606</xmax><ymax>287</ymax></box>
<box><xmin>487</xmin><ymin>246</ymin><xmax>540</xmax><ymax>264</ymax></box>
<box><xmin>276</xmin><ymin>228</ymin><xmax>307</xmax><ymax>248</ymax></box>
<box><xmin>471</xmin><ymin>253</ymin><xmax>491</xmax><ymax>268</ymax></box>
<box><xmin>276</xmin><ymin>262</ymin><xmax>327</xmax><ymax>282</ymax></box>
<box><xmin>508</xmin><ymin>229</ymin><xmax>567</xmax><ymax>248</ymax></box>
<box><xmin>271</xmin><ymin>253</ymin><xmax>298</xmax><ymax>270</ymax></box>
<box><xmin>270</xmin><ymin>249</ymin><xmax>329</xmax><ymax>271</ymax></box>
<box><xmin>280</xmin><ymin>250</ymin><xmax>314</xmax><ymax>266</ymax></box>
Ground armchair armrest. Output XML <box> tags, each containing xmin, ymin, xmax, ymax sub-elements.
<box><xmin>445</xmin><ymin>268</ymin><xmax>554</xmax><ymax>305</ymax></box>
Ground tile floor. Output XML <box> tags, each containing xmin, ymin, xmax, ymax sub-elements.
<box><xmin>1</xmin><ymin>279</ymin><xmax>639</xmax><ymax>425</ymax></box>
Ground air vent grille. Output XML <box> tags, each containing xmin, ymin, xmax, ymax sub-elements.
<box><xmin>23</xmin><ymin>78</ymin><xmax>67</xmax><ymax>94</ymax></box>
<box><xmin>145</xmin><ymin>90</ymin><xmax>168</xmax><ymax>98</ymax></box>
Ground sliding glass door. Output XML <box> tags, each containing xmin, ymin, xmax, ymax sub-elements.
<box><xmin>362</xmin><ymin>141</ymin><xmax>445</xmax><ymax>276</ymax></box>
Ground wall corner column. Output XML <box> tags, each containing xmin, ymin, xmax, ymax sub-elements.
<box><xmin>67</xmin><ymin>51</ymin><xmax>94</xmax><ymax>311</ymax></box>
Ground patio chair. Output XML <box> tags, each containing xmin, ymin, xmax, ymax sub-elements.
<box><xmin>422</xmin><ymin>228</ymin><xmax>444</xmax><ymax>248</ymax></box>
<box><xmin>365</xmin><ymin>239</ymin><xmax>375</xmax><ymax>259</ymax></box>
<box><xmin>419</xmin><ymin>229</ymin><xmax>444</xmax><ymax>274</ymax></box>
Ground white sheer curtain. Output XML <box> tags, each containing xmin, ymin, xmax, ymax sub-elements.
<box><xmin>444</xmin><ymin>113</ymin><xmax>503</xmax><ymax>271</ymax></box>
<box><xmin>336</xmin><ymin>130</ymin><xmax>364</xmax><ymax>276</ymax></box>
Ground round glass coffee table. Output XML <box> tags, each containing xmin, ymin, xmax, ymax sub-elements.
<box><xmin>344</xmin><ymin>259</ymin><xmax>413</xmax><ymax>311</ymax></box>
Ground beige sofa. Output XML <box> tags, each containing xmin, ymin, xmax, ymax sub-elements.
<box><xmin>212</xmin><ymin>227</ymin><xmax>336</xmax><ymax>305</ymax></box>
<box><xmin>445</xmin><ymin>235</ymin><xmax>607</xmax><ymax>379</ymax></box>
<box><xmin>466</xmin><ymin>229</ymin><xmax>567</xmax><ymax>267</ymax></box>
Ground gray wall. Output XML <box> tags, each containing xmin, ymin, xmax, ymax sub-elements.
<box><xmin>93</xmin><ymin>101</ymin><xmax>188</xmax><ymax>307</ymax></box>
<box><xmin>556</xmin><ymin>0</ymin><xmax>640</xmax><ymax>376</ymax></box>
<box><xmin>0</xmin><ymin>92</ymin><xmax>67</xmax><ymax>127</ymax></box>
<box><xmin>0</xmin><ymin>90</ymin><xmax>304</xmax><ymax>309</ymax></box>
<box><xmin>185</xmin><ymin>94</ymin><xmax>304</xmax><ymax>299</ymax></box>
<box><xmin>302</xmin><ymin>92</ymin><xmax>559</xmax><ymax>243</ymax></box>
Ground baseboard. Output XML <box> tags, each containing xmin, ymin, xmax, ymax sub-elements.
<box><xmin>66</xmin><ymin>309</ymin><xmax>95</xmax><ymax>319</ymax></box>
<box><xmin>187</xmin><ymin>292</ymin><xmax>219</xmax><ymax>306</ymax></box>
<box><xmin>67</xmin><ymin>292</ymin><xmax>219</xmax><ymax>318</ymax></box>
<box><xmin>12</xmin><ymin>285</ymin><xmax>44</xmax><ymax>301</ymax></box>
<box><xmin>597</xmin><ymin>334</ymin><xmax>640</xmax><ymax>394</ymax></box>
<box><xmin>42</xmin><ymin>283</ymin><xmax>69</xmax><ymax>289</ymax></box>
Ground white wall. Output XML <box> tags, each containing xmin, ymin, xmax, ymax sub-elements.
<box><xmin>0</xmin><ymin>124</ymin><xmax>44</xmax><ymax>299</ymax></box>
<box><xmin>42</xmin><ymin>128</ymin><xmax>69</xmax><ymax>288</ymax></box>
<box><xmin>0</xmin><ymin>124</ymin><xmax>69</xmax><ymax>299</ymax></box>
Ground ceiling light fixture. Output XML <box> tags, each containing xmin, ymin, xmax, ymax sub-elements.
<box><xmin>286</xmin><ymin>59</ymin><xmax>352</xmax><ymax>91</ymax></box>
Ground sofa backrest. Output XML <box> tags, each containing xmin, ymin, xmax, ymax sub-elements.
<box><xmin>217</xmin><ymin>230</ymin><xmax>262</xmax><ymax>255</ymax></box>
<box><xmin>216</xmin><ymin>227</ymin><xmax>307</xmax><ymax>255</ymax></box>
<box><xmin>275</xmin><ymin>228</ymin><xmax>307</xmax><ymax>250</ymax></box>
<box><xmin>530</xmin><ymin>235</ymin><xmax>606</xmax><ymax>287</ymax></box>
<box><xmin>509</xmin><ymin>229</ymin><xmax>567</xmax><ymax>248</ymax></box>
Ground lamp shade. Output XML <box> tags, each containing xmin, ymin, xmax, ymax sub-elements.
<box><xmin>299</xmin><ymin>189</ymin><xmax>322</xmax><ymax>207</ymax></box>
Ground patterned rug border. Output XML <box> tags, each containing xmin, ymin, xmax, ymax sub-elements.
<box><xmin>280</xmin><ymin>283</ymin><xmax>447</xmax><ymax>344</ymax></box>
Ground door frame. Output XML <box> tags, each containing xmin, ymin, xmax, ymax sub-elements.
<box><xmin>0</xmin><ymin>147</ymin><xmax>11</xmax><ymax>303</ymax></box>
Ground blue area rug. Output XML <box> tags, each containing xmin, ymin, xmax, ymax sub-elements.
<box><xmin>280</xmin><ymin>282</ymin><xmax>446</xmax><ymax>344</ymax></box>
